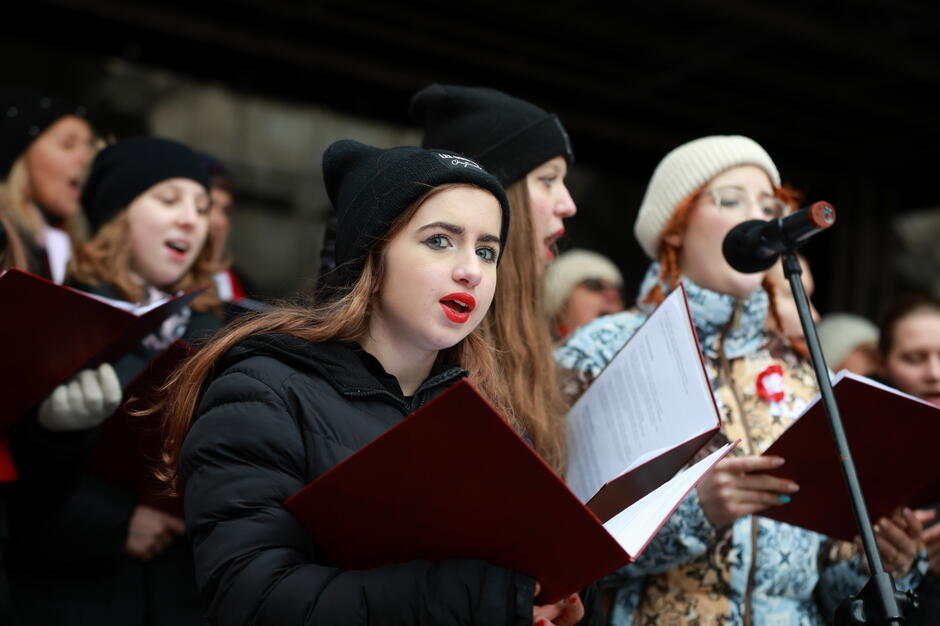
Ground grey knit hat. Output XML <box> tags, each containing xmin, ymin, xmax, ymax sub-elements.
<box><xmin>817</xmin><ymin>313</ymin><xmax>879</xmax><ymax>369</ymax></box>
<box><xmin>633</xmin><ymin>135</ymin><xmax>781</xmax><ymax>259</ymax></box>
<box><xmin>544</xmin><ymin>248</ymin><xmax>623</xmax><ymax>317</ymax></box>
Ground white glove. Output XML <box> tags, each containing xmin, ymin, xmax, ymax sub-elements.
<box><xmin>38</xmin><ymin>363</ymin><xmax>122</xmax><ymax>432</ymax></box>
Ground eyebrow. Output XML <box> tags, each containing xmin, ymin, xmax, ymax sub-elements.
<box><xmin>418</xmin><ymin>221</ymin><xmax>501</xmax><ymax>245</ymax></box>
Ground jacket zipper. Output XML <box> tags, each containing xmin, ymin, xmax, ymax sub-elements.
<box><xmin>717</xmin><ymin>302</ymin><xmax>759</xmax><ymax>626</ymax></box>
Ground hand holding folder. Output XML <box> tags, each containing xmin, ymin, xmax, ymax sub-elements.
<box><xmin>284</xmin><ymin>287</ymin><xmax>735</xmax><ymax>603</ymax></box>
<box><xmin>0</xmin><ymin>269</ymin><xmax>202</xmax><ymax>428</ymax></box>
<box><xmin>761</xmin><ymin>371</ymin><xmax>940</xmax><ymax>541</ymax></box>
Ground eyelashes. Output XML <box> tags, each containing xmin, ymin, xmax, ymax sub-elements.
<box><xmin>422</xmin><ymin>234</ymin><xmax>497</xmax><ymax>263</ymax></box>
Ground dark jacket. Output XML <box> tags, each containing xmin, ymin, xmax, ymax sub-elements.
<box><xmin>181</xmin><ymin>333</ymin><xmax>602</xmax><ymax>625</ymax></box>
<box><xmin>8</xmin><ymin>281</ymin><xmax>222</xmax><ymax>626</ymax></box>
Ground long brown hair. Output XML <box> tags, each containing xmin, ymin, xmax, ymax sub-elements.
<box><xmin>155</xmin><ymin>183</ymin><xmax>515</xmax><ymax>491</ymax></box>
<box><xmin>67</xmin><ymin>211</ymin><xmax>221</xmax><ymax>312</ymax></box>
<box><xmin>481</xmin><ymin>180</ymin><xmax>568</xmax><ymax>475</ymax></box>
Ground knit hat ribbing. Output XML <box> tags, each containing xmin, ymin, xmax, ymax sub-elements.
<box><xmin>410</xmin><ymin>84</ymin><xmax>574</xmax><ymax>187</ymax></box>
<box><xmin>322</xmin><ymin>140</ymin><xmax>511</xmax><ymax>284</ymax></box>
<box><xmin>633</xmin><ymin>135</ymin><xmax>781</xmax><ymax>259</ymax></box>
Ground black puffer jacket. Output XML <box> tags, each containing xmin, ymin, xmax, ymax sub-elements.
<box><xmin>181</xmin><ymin>333</ymin><xmax>602</xmax><ymax>626</ymax></box>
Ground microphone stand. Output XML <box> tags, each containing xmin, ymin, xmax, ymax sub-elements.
<box><xmin>781</xmin><ymin>251</ymin><xmax>916</xmax><ymax>624</ymax></box>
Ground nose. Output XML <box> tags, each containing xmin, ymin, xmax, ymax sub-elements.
<box><xmin>175</xmin><ymin>201</ymin><xmax>200</xmax><ymax>230</ymax></box>
<box><xmin>926</xmin><ymin>354</ymin><xmax>940</xmax><ymax>381</ymax></box>
<box><xmin>555</xmin><ymin>182</ymin><xmax>577</xmax><ymax>219</ymax></box>
<box><xmin>452</xmin><ymin>251</ymin><xmax>483</xmax><ymax>289</ymax></box>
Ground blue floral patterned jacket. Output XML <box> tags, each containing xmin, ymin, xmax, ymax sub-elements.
<box><xmin>555</xmin><ymin>264</ymin><xmax>925</xmax><ymax>626</ymax></box>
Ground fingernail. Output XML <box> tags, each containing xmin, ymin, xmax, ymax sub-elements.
<box><xmin>771</xmin><ymin>457</ymin><xmax>785</xmax><ymax>467</ymax></box>
<box><xmin>874</xmin><ymin>524</ymin><xmax>882</xmax><ymax>533</ymax></box>
<box><xmin>778</xmin><ymin>494</ymin><xmax>792</xmax><ymax>504</ymax></box>
<box><xmin>569</xmin><ymin>594</ymin><xmax>579</xmax><ymax>604</ymax></box>
<box><xmin>789</xmin><ymin>482</ymin><xmax>800</xmax><ymax>492</ymax></box>
<box><xmin>904</xmin><ymin>507</ymin><xmax>912</xmax><ymax>516</ymax></box>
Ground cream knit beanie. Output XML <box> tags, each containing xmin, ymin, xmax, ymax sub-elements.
<box><xmin>544</xmin><ymin>249</ymin><xmax>623</xmax><ymax>318</ymax></box>
<box><xmin>633</xmin><ymin>135</ymin><xmax>781</xmax><ymax>259</ymax></box>
<box><xmin>816</xmin><ymin>313</ymin><xmax>880</xmax><ymax>369</ymax></box>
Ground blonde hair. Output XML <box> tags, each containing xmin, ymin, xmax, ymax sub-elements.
<box><xmin>1</xmin><ymin>213</ymin><xmax>27</xmax><ymax>271</ymax></box>
<box><xmin>67</xmin><ymin>211</ymin><xmax>221</xmax><ymax>313</ymax></box>
<box><xmin>480</xmin><ymin>180</ymin><xmax>568</xmax><ymax>475</ymax></box>
<box><xmin>154</xmin><ymin>184</ymin><xmax>515</xmax><ymax>491</ymax></box>
<box><xmin>0</xmin><ymin>156</ymin><xmax>87</xmax><ymax>244</ymax></box>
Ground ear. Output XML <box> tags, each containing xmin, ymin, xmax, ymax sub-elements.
<box><xmin>662</xmin><ymin>229</ymin><xmax>683</xmax><ymax>248</ymax></box>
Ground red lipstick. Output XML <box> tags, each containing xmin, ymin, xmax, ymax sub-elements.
<box><xmin>439</xmin><ymin>292</ymin><xmax>476</xmax><ymax>324</ymax></box>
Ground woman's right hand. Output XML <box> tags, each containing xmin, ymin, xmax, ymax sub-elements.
<box><xmin>531</xmin><ymin>582</ymin><xmax>584</xmax><ymax>626</ymax></box>
<box><xmin>696</xmin><ymin>455</ymin><xmax>800</xmax><ymax>527</ymax></box>
<box><xmin>125</xmin><ymin>504</ymin><xmax>186</xmax><ymax>561</ymax></box>
<box><xmin>37</xmin><ymin>363</ymin><xmax>122</xmax><ymax>432</ymax></box>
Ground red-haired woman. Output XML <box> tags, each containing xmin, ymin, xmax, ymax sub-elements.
<box><xmin>557</xmin><ymin>135</ymin><xmax>925</xmax><ymax>625</ymax></box>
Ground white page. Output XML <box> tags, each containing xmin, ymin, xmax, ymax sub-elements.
<box><xmin>81</xmin><ymin>290</ymin><xmax>173</xmax><ymax>316</ymax></box>
<box><xmin>566</xmin><ymin>288</ymin><xmax>719</xmax><ymax>503</ymax></box>
<box><xmin>603</xmin><ymin>443</ymin><xmax>734</xmax><ymax>558</ymax></box>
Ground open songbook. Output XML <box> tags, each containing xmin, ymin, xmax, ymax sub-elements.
<box><xmin>0</xmin><ymin>269</ymin><xmax>203</xmax><ymax>428</ymax></box>
<box><xmin>284</xmin><ymin>287</ymin><xmax>734</xmax><ymax>603</ymax></box>
<box><xmin>761</xmin><ymin>370</ymin><xmax>940</xmax><ymax>541</ymax></box>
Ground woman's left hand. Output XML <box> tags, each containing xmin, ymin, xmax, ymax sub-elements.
<box><xmin>855</xmin><ymin>507</ymin><xmax>924</xmax><ymax>576</ymax></box>
<box><xmin>532</xmin><ymin>591</ymin><xmax>584</xmax><ymax>626</ymax></box>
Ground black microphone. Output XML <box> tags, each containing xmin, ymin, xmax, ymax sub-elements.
<box><xmin>722</xmin><ymin>201</ymin><xmax>836</xmax><ymax>273</ymax></box>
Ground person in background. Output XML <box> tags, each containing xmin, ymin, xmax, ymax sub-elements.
<box><xmin>0</xmin><ymin>87</ymin><xmax>95</xmax><ymax>282</ymax></box>
<box><xmin>817</xmin><ymin>312</ymin><xmax>881</xmax><ymax>376</ymax></box>
<box><xmin>555</xmin><ymin>135</ymin><xmax>925</xmax><ymax>625</ymax></box>
<box><xmin>196</xmin><ymin>151</ymin><xmax>252</xmax><ymax>304</ymax></box>
<box><xmin>411</xmin><ymin>84</ymin><xmax>578</xmax><ymax>477</ymax></box>
<box><xmin>878</xmin><ymin>294</ymin><xmax>940</xmax><ymax>624</ymax></box>
<box><xmin>8</xmin><ymin>137</ymin><xmax>219</xmax><ymax>626</ymax></box>
<box><xmin>155</xmin><ymin>140</ymin><xmax>591</xmax><ymax>625</ymax></box>
<box><xmin>544</xmin><ymin>248</ymin><xmax>624</xmax><ymax>341</ymax></box>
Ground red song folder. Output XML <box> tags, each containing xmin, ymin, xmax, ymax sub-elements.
<box><xmin>87</xmin><ymin>340</ymin><xmax>194</xmax><ymax>519</ymax></box>
<box><xmin>284</xmin><ymin>379</ymin><xmax>735</xmax><ymax>603</ymax></box>
<box><xmin>0</xmin><ymin>269</ymin><xmax>202</xmax><ymax>429</ymax></box>
<box><xmin>761</xmin><ymin>371</ymin><xmax>940</xmax><ymax>541</ymax></box>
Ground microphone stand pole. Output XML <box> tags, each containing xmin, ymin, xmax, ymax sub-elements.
<box><xmin>781</xmin><ymin>251</ymin><xmax>914</xmax><ymax>624</ymax></box>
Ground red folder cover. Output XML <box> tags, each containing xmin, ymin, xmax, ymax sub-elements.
<box><xmin>761</xmin><ymin>371</ymin><xmax>940</xmax><ymax>541</ymax></box>
<box><xmin>0</xmin><ymin>269</ymin><xmax>202</xmax><ymax>429</ymax></box>
<box><xmin>284</xmin><ymin>379</ymin><xmax>734</xmax><ymax>603</ymax></box>
<box><xmin>87</xmin><ymin>340</ymin><xmax>193</xmax><ymax>519</ymax></box>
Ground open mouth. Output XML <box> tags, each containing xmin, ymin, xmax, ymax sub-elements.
<box><xmin>439</xmin><ymin>293</ymin><xmax>476</xmax><ymax>324</ymax></box>
<box><xmin>543</xmin><ymin>228</ymin><xmax>565</xmax><ymax>261</ymax></box>
<box><xmin>165</xmin><ymin>240</ymin><xmax>191</xmax><ymax>256</ymax></box>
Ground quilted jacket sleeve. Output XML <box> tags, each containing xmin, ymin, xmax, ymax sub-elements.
<box><xmin>181</xmin><ymin>363</ymin><xmax>538</xmax><ymax>626</ymax></box>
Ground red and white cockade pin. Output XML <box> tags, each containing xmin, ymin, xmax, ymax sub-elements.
<box><xmin>756</xmin><ymin>364</ymin><xmax>786</xmax><ymax>403</ymax></box>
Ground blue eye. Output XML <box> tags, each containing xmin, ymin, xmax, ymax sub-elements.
<box><xmin>424</xmin><ymin>234</ymin><xmax>452</xmax><ymax>250</ymax></box>
<box><xmin>476</xmin><ymin>247</ymin><xmax>496</xmax><ymax>262</ymax></box>
<box><xmin>540</xmin><ymin>176</ymin><xmax>556</xmax><ymax>187</ymax></box>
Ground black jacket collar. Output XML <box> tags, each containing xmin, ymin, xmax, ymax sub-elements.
<box><xmin>219</xmin><ymin>333</ymin><xmax>467</xmax><ymax>412</ymax></box>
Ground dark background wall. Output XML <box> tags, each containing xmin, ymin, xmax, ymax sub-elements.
<box><xmin>6</xmin><ymin>0</ymin><xmax>940</xmax><ymax>317</ymax></box>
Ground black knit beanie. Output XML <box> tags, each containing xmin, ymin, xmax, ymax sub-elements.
<box><xmin>410</xmin><ymin>84</ymin><xmax>574</xmax><ymax>187</ymax></box>
<box><xmin>81</xmin><ymin>137</ymin><xmax>211</xmax><ymax>234</ymax></box>
<box><xmin>1</xmin><ymin>87</ymin><xmax>88</xmax><ymax>178</ymax></box>
<box><xmin>322</xmin><ymin>140</ymin><xmax>511</xmax><ymax>284</ymax></box>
